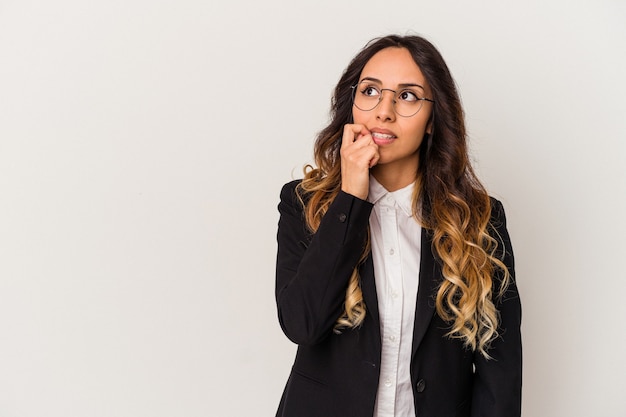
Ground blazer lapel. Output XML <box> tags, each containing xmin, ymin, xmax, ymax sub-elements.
<box><xmin>361</xmin><ymin>255</ymin><xmax>380</xmax><ymax>327</ymax></box>
<box><xmin>411</xmin><ymin>227</ymin><xmax>439</xmax><ymax>357</ymax></box>
<box><xmin>362</xmin><ymin>228</ymin><xmax>439</xmax><ymax>357</ymax></box>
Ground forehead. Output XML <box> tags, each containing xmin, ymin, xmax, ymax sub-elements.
<box><xmin>359</xmin><ymin>47</ymin><xmax>429</xmax><ymax>90</ymax></box>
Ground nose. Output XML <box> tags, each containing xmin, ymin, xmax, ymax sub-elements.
<box><xmin>375</xmin><ymin>89</ymin><xmax>396</xmax><ymax>121</ymax></box>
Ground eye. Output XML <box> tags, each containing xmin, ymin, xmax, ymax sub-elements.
<box><xmin>360</xmin><ymin>85</ymin><xmax>381</xmax><ymax>98</ymax></box>
<box><xmin>398</xmin><ymin>90</ymin><xmax>419</xmax><ymax>102</ymax></box>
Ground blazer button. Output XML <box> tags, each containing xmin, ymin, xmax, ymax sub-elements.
<box><xmin>338</xmin><ymin>213</ymin><xmax>347</xmax><ymax>222</ymax></box>
<box><xmin>416</xmin><ymin>379</ymin><xmax>426</xmax><ymax>393</ymax></box>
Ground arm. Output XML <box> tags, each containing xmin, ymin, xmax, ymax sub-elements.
<box><xmin>275</xmin><ymin>181</ymin><xmax>373</xmax><ymax>346</ymax></box>
<box><xmin>471</xmin><ymin>199</ymin><xmax>522</xmax><ymax>417</ymax></box>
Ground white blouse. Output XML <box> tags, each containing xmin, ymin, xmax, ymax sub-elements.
<box><xmin>368</xmin><ymin>176</ymin><xmax>421</xmax><ymax>417</ymax></box>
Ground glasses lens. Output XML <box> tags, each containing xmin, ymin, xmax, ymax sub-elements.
<box><xmin>394</xmin><ymin>89</ymin><xmax>424</xmax><ymax>117</ymax></box>
<box><xmin>353</xmin><ymin>81</ymin><xmax>425</xmax><ymax>117</ymax></box>
<box><xmin>353</xmin><ymin>82</ymin><xmax>381</xmax><ymax>112</ymax></box>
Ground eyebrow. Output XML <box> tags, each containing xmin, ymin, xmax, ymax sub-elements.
<box><xmin>360</xmin><ymin>76</ymin><xmax>426</xmax><ymax>90</ymax></box>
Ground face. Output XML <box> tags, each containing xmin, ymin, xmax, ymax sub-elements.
<box><xmin>352</xmin><ymin>47</ymin><xmax>433</xmax><ymax>173</ymax></box>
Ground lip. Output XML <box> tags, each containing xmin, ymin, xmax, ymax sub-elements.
<box><xmin>370</xmin><ymin>127</ymin><xmax>397</xmax><ymax>145</ymax></box>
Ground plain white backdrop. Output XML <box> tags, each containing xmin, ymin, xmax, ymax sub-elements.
<box><xmin>1</xmin><ymin>0</ymin><xmax>625</xmax><ymax>416</ymax></box>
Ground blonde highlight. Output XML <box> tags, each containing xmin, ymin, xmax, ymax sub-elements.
<box><xmin>297</xmin><ymin>35</ymin><xmax>512</xmax><ymax>357</ymax></box>
<box><xmin>427</xmin><ymin>193</ymin><xmax>511</xmax><ymax>357</ymax></box>
<box><xmin>298</xmin><ymin>159</ymin><xmax>369</xmax><ymax>332</ymax></box>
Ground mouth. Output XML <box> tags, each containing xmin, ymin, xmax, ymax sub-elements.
<box><xmin>371</xmin><ymin>131</ymin><xmax>397</xmax><ymax>145</ymax></box>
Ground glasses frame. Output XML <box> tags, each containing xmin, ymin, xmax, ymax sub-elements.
<box><xmin>351</xmin><ymin>82</ymin><xmax>435</xmax><ymax>117</ymax></box>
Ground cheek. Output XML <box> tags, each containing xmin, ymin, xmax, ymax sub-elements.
<box><xmin>407</xmin><ymin>115</ymin><xmax>431</xmax><ymax>137</ymax></box>
<box><xmin>352</xmin><ymin>108</ymin><xmax>368</xmax><ymax>125</ymax></box>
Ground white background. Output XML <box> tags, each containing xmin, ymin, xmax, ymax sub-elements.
<box><xmin>1</xmin><ymin>1</ymin><xmax>625</xmax><ymax>416</ymax></box>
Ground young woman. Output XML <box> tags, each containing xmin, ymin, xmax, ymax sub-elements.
<box><xmin>275</xmin><ymin>35</ymin><xmax>521</xmax><ymax>417</ymax></box>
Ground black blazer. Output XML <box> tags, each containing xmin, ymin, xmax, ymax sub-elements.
<box><xmin>275</xmin><ymin>180</ymin><xmax>522</xmax><ymax>417</ymax></box>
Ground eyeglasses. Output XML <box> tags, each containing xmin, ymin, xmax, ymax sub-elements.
<box><xmin>351</xmin><ymin>80</ymin><xmax>435</xmax><ymax>117</ymax></box>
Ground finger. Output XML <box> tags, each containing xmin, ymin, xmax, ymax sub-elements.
<box><xmin>345</xmin><ymin>142</ymin><xmax>378</xmax><ymax>168</ymax></box>
<box><xmin>355</xmin><ymin>127</ymin><xmax>371</xmax><ymax>143</ymax></box>
<box><xmin>341</xmin><ymin>124</ymin><xmax>358</xmax><ymax>149</ymax></box>
<box><xmin>368</xmin><ymin>148</ymin><xmax>380</xmax><ymax>168</ymax></box>
<box><xmin>341</xmin><ymin>124</ymin><xmax>369</xmax><ymax>148</ymax></box>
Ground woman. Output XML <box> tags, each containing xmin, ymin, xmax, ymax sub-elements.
<box><xmin>275</xmin><ymin>34</ymin><xmax>521</xmax><ymax>417</ymax></box>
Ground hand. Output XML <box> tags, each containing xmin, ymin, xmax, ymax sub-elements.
<box><xmin>340</xmin><ymin>124</ymin><xmax>380</xmax><ymax>200</ymax></box>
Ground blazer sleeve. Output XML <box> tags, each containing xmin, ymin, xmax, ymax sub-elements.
<box><xmin>471</xmin><ymin>198</ymin><xmax>522</xmax><ymax>417</ymax></box>
<box><xmin>275</xmin><ymin>180</ymin><xmax>373</xmax><ymax>346</ymax></box>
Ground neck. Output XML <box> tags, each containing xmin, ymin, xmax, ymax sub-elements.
<box><xmin>371</xmin><ymin>158</ymin><xmax>419</xmax><ymax>192</ymax></box>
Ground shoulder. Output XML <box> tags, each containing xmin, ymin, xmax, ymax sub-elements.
<box><xmin>280</xmin><ymin>179</ymin><xmax>302</xmax><ymax>199</ymax></box>
<box><xmin>278</xmin><ymin>180</ymin><xmax>308</xmax><ymax>219</ymax></box>
<box><xmin>280</xmin><ymin>179</ymin><xmax>306</xmax><ymax>208</ymax></box>
<box><xmin>487</xmin><ymin>196</ymin><xmax>514</xmax><ymax>265</ymax></box>
<box><xmin>489</xmin><ymin>196</ymin><xmax>508</xmax><ymax>229</ymax></box>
